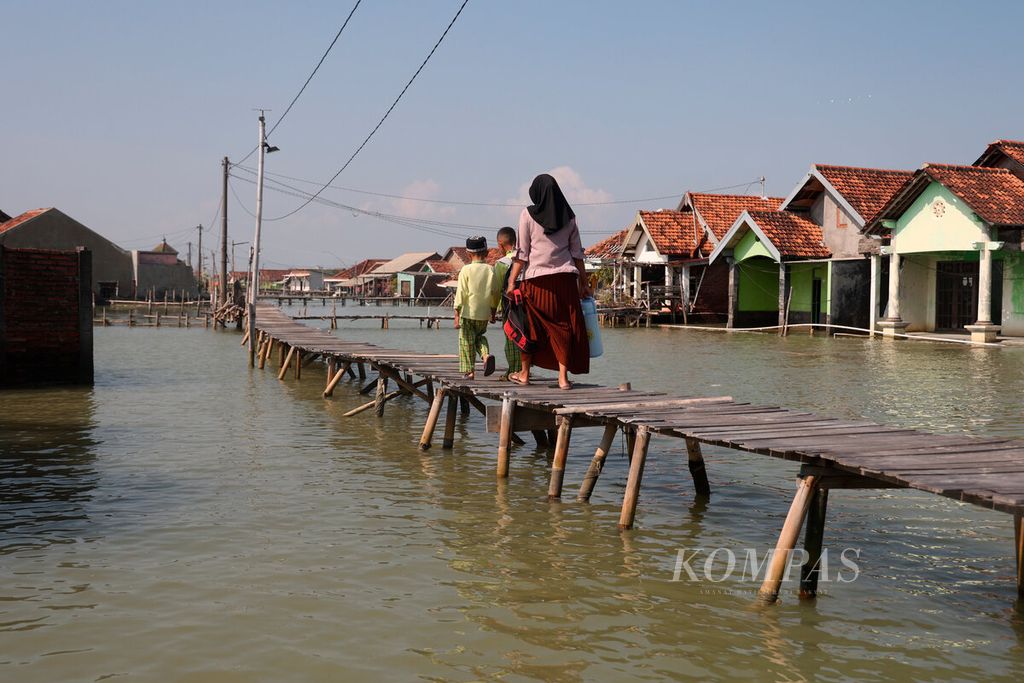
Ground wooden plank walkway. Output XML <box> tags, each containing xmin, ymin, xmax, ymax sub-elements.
<box><xmin>246</xmin><ymin>305</ymin><xmax>1024</xmax><ymax>602</ymax></box>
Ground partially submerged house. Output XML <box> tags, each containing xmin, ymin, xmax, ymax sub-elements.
<box><xmin>866</xmin><ymin>163</ymin><xmax>1024</xmax><ymax>341</ymax></box>
<box><xmin>618</xmin><ymin>194</ymin><xmax>782</xmax><ymax>319</ymax></box>
<box><xmin>709</xmin><ymin>165</ymin><xmax>913</xmax><ymax>329</ymax></box>
<box><xmin>282</xmin><ymin>270</ymin><xmax>326</xmax><ymax>292</ymax></box>
<box><xmin>131</xmin><ymin>239</ymin><xmax>198</xmax><ymax>299</ymax></box>
<box><xmin>0</xmin><ymin>208</ymin><xmax>133</xmax><ymax>300</ymax></box>
<box><xmin>324</xmin><ymin>258</ymin><xmax>386</xmax><ymax>295</ymax></box>
<box><xmin>359</xmin><ymin>252</ymin><xmax>440</xmax><ymax>298</ymax></box>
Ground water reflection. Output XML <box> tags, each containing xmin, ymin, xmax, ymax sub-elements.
<box><xmin>0</xmin><ymin>387</ymin><xmax>99</xmax><ymax>553</ymax></box>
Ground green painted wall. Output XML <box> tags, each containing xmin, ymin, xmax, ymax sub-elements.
<box><xmin>894</xmin><ymin>182</ymin><xmax>989</xmax><ymax>254</ymax></box>
<box><xmin>734</xmin><ymin>229</ymin><xmax>773</xmax><ymax>262</ymax></box>
<box><xmin>738</xmin><ymin>258</ymin><xmax>777</xmax><ymax>311</ymax></box>
<box><xmin>787</xmin><ymin>263</ymin><xmax>829</xmax><ymax>314</ymax></box>
<box><xmin>1003</xmin><ymin>252</ymin><xmax>1024</xmax><ymax>336</ymax></box>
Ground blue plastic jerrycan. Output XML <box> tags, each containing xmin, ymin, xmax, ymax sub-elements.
<box><xmin>580</xmin><ymin>297</ymin><xmax>603</xmax><ymax>358</ymax></box>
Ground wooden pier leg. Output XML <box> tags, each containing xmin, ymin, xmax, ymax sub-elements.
<box><xmin>257</xmin><ymin>337</ymin><xmax>269</xmax><ymax>369</ymax></box>
<box><xmin>625</xmin><ymin>428</ymin><xmax>637</xmax><ymax>463</ymax></box>
<box><xmin>358</xmin><ymin>363</ymin><xmax>366</xmax><ymax>380</ymax></box>
<box><xmin>531</xmin><ymin>430</ymin><xmax>549</xmax><ymax>448</ymax></box>
<box><xmin>277</xmin><ymin>346</ymin><xmax>296</xmax><ymax>380</ymax></box>
<box><xmin>799</xmin><ymin>487</ymin><xmax>829</xmax><ymax>600</ymax></box>
<box><xmin>758</xmin><ymin>475</ymin><xmax>820</xmax><ymax>603</ymax></box>
<box><xmin>327</xmin><ymin>356</ymin><xmax>336</xmax><ymax>384</ymax></box>
<box><xmin>459</xmin><ymin>395</ymin><xmax>470</xmax><ymax>416</ymax></box>
<box><xmin>496</xmin><ymin>397</ymin><xmax>515</xmax><ymax>478</ymax></box>
<box><xmin>578</xmin><ymin>423</ymin><xmax>618</xmax><ymax>502</ymax></box>
<box><xmin>685</xmin><ymin>438</ymin><xmax>712</xmax><ymax>497</ymax></box>
<box><xmin>441</xmin><ymin>393</ymin><xmax>458</xmax><ymax>449</ymax></box>
<box><xmin>419</xmin><ymin>388</ymin><xmax>448</xmax><ymax>451</ymax></box>
<box><xmin>374</xmin><ymin>376</ymin><xmax>389</xmax><ymax>417</ymax></box>
<box><xmin>278</xmin><ymin>342</ymin><xmax>288</xmax><ymax>367</ymax></box>
<box><xmin>294</xmin><ymin>351</ymin><xmax>302</xmax><ymax>380</ymax></box>
<box><xmin>1015</xmin><ymin>513</ymin><xmax>1024</xmax><ymax>599</ymax></box>
<box><xmin>618</xmin><ymin>425</ymin><xmax>651</xmax><ymax>530</ymax></box>
<box><xmin>323</xmin><ymin>362</ymin><xmax>350</xmax><ymax>398</ymax></box>
<box><xmin>547</xmin><ymin>416</ymin><xmax>574</xmax><ymax>500</ymax></box>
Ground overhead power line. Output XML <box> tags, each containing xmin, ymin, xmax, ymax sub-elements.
<box><xmin>233</xmin><ymin>163</ymin><xmax>762</xmax><ymax>209</ymax></box>
<box><xmin>264</xmin><ymin>0</ymin><xmax>472</xmax><ymax>221</ymax></box>
<box><xmin>236</xmin><ymin>0</ymin><xmax>363</xmax><ymax>165</ymax></box>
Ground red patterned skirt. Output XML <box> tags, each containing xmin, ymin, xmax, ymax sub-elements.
<box><xmin>521</xmin><ymin>272</ymin><xmax>589</xmax><ymax>374</ymax></box>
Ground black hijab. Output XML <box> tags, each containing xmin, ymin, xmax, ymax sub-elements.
<box><xmin>527</xmin><ymin>174</ymin><xmax>575</xmax><ymax>235</ymax></box>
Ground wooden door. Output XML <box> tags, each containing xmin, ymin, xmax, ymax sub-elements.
<box><xmin>935</xmin><ymin>261</ymin><xmax>977</xmax><ymax>331</ymax></box>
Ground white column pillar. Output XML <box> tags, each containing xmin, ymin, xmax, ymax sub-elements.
<box><xmin>727</xmin><ymin>259</ymin><xmax>738</xmax><ymax>329</ymax></box>
<box><xmin>777</xmin><ymin>262</ymin><xmax>788</xmax><ymax>331</ymax></box>
<box><xmin>977</xmin><ymin>245</ymin><xmax>993</xmax><ymax>324</ymax></box>
<box><xmin>633</xmin><ymin>265</ymin><xmax>642</xmax><ymax>300</ymax></box>
<box><xmin>887</xmin><ymin>251</ymin><xmax>901</xmax><ymax>321</ymax></box>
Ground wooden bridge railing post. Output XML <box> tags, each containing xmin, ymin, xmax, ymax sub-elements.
<box><xmin>618</xmin><ymin>425</ymin><xmax>651</xmax><ymax>530</ymax></box>
<box><xmin>496</xmin><ymin>396</ymin><xmax>515</xmax><ymax>478</ymax></box>
<box><xmin>685</xmin><ymin>437</ymin><xmax>712</xmax><ymax>497</ymax></box>
<box><xmin>547</xmin><ymin>416</ymin><xmax>574</xmax><ymax>500</ymax></box>
<box><xmin>578</xmin><ymin>423</ymin><xmax>618</xmax><ymax>502</ymax></box>
<box><xmin>277</xmin><ymin>346</ymin><xmax>296</xmax><ymax>380</ymax></box>
<box><xmin>758</xmin><ymin>474</ymin><xmax>820</xmax><ymax>603</ymax></box>
<box><xmin>442</xmin><ymin>393</ymin><xmax>459</xmax><ymax>449</ymax></box>
<box><xmin>419</xmin><ymin>387</ymin><xmax>448</xmax><ymax>451</ymax></box>
<box><xmin>799</xmin><ymin>487</ymin><xmax>829</xmax><ymax>600</ymax></box>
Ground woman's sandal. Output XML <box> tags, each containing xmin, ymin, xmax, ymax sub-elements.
<box><xmin>483</xmin><ymin>354</ymin><xmax>496</xmax><ymax>377</ymax></box>
<box><xmin>558</xmin><ymin>381</ymin><xmax>573</xmax><ymax>391</ymax></box>
<box><xmin>508</xmin><ymin>372</ymin><xmax>529</xmax><ymax>386</ymax></box>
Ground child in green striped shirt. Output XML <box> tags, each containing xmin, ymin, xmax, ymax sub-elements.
<box><xmin>454</xmin><ymin>236</ymin><xmax>497</xmax><ymax>379</ymax></box>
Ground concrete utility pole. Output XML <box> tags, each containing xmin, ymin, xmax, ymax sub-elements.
<box><xmin>196</xmin><ymin>224</ymin><xmax>204</xmax><ymax>285</ymax></box>
<box><xmin>187</xmin><ymin>241</ymin><xmax>193</xmax><ymax>271</ymax></box>
<box><xmin>220</xmin><ymin>156</ymin><xmax>229</xmax><ymax>307</ymax></box>
<box><xmin>248</xmin><ymin>113</ymin><xmax>268</xmax><ymax>367</ymax></box>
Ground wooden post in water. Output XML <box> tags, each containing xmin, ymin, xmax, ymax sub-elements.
<box><xmin>799</xmin><ymin>487</ymin><xmax>829</xmax><ymax>599</ymax></box>
<box><xmin>459</xmin><ymin>395</ymin><xmax>470</xmax><ymax>416</ymax></box>
<box><xmin>418</xmin><ymin>387</ymin><xmax>448</xmax><ymax>450</ymax></box>
<box><xmin>578</xmin><ymin>423</ymin><xmax>619</xmax><ymax>502</ymax></box>
<box><xmin>685</xmin><ymin>438</ymin><xmax>712</xmax><ymax>496</ymax></box>
<box><xmin>496</xmin><ymin>396</ymin><xmax>515</xmax><ymax>478</ymax></box>
<box><xmin>277</xmin><ymin>347</ymin><xmax>296</xmax><ymax>380</ymax></box>
<box><xmin>1015</xmin><ymin>513</ymin><xmax>1024</xmax><ymax>599</ymax></box>
<box><xmin>547</xmin><ymin>416</ymin><xmax>574</xmax><ymax>500</ymax></box>
<box><xmin>374</xmin><ymin>376</ymin><xmax>389</xmax><ymax>417</ymax></box>
<box><xmin>618</xmin><ymin>425</ymin><xmax>651</xmax><ymax>530</ymax></box>
<box><xmin>441</xmin><ymin>393</ymin><xmax>458</xmax><ymax>449</ymax></box>
<box><xmin>758</xmin><ymin>475</ymin><xmax>820</xmax><ymax>603</ymax></box>
<box><xmin>323</xmin><ymin>362</ymin><xmax>350</xmax><ymax>398</ymax></box>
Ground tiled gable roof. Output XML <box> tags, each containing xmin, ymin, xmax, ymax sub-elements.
<box><xmin>815</xmin><ymin>165</ymin><xmax>914</xmax><ymax>225</ymax></box>
<box><xmin>0</xmin><ymin>208</ymin><xmax>50</xmax><ymax>234</ymax></box>
<box><xmin>974</xmin><ymin>139</ymin><xmax>1024</xmax><ymax>168</ymax></box>
<box><xmin>585</xmin><ymin>229</ymin><xmax>628</xmax><ymax>259</ymax></box>
<box><xmin>746</xmin><ymin>211</ymin><xmax>831</xmax><ymax>259</ymax></box>
<box><xmin>689</xmin><ymin>194</ymin><xmax>785</xmax><ymax>240</ymax></box>
<box><xmin>638</xmin><ymin>210</ymin><xmax>701</xmax><ymax>256</ymax></box>
<box><xmin>424</xmin><ymin>259</ymin><xmax>454</xmax><ymax>274</ymax></box>
<box><xmin>334</xmin><ymin>258</ymin><xmax>387</xmax><ymax>279</ymax></box>
<box><xmin>922</xmin><ymin>164</ymin><xmax>1024</xmax><ymax>226</ymax></box>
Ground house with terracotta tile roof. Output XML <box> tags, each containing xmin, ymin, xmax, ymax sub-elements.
<box><xmin>866</xmin><ymin>162</ymin><xmax>1024</xmax><ymax>341</ymax></box>
<box><xmin>974</xmin><ymin>139</ymin><xmax>1024</xmax><ymax>180</ymax></box>
<box><xmin>614</xmin><ymin>194</ymin><xmax>783</xmax><ymax>320</ymax></box>
<box><xmin>324</xmin><ymin>258</ymin><xmax>388</xmax><ymax>295</ymax></box>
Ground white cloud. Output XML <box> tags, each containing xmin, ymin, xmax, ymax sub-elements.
<box><xmin>389</xmin><ymin>179</ymin><xmax>457</xmax><ymax>221</ymax></box>
<box><xmin>507</xmin><ymin>165</ymin><xmax>613</xmax><ymax>208</ymax></box>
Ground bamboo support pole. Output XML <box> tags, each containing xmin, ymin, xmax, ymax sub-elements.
<box><xmin>496</xmin><ymin>396</ymin><xmax>515</xmax><ymax>478</ymax></box>
<box><xmin>240</xmin><ymin>328</ymin><xmax>249</xmax><ymax>346</ymax></box>
<box><xmin>758</xmin><ymin>475</ymin><xmax>820</xmax><ymax>603</ymax></box>
<box><xmin>343</xmin><ymin>390</ymin><xmax>403</xmax><ymax>418</ymax></box>
<box><xmin>323</xmin><ymin>362</ymin><xmax>351</xmax><ymax>398</ymax></box>
<box><xmin>799</xmin><ymin>487</ymin><xmax>829</xmax><ymax>600</ymax></box>
<box><xmin>277</xmin><ymin>346</ymin><xmax>296</xmax><ymax>380</ymax></box>
<box><xmin>547</xmin><ymin>416</ymin><xmax>574</xmax><ymax>500</ymax></box>
<box><xmin>685</xmin><ymin>437</ymin><xmax>712</xmax><ymax>497</ymax></box>
<box><xmin>618</xmin><ymin>425</ymin><xmax>651</xmax><ymax>530</ymax></box>
<box><xmin>294</xmin><ymin>350</ymin><xmax>302</xmax><ymax>380</ymax></box>
<box><xmin>441</xmin><ymin>393</ymin><xmax>458</xmax><ymax>449</ymax></box>
<box><xmin>418</xmin><ymin>387</ymin><xmax>448</xmax><ymax>450</ymax></box>
<box><xmin>578</xmin><ymin>423</ymin><xmax>618</xmax><ymax>502</ymax></box>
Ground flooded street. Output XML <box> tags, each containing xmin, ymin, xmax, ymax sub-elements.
<box><xmin>4</xmin><ymin>307</ymin><xmax>1024</xmax><ymax>681</ymax></box>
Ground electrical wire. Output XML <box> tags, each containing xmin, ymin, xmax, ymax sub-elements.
<box><xmin>234</xmin><ymin>163</ymin><xmax>762</xmax><ymax>209</ymax></box>
<box><xmin>264</xmin><ymin>0</ymin><xmax>472</xmax><ymax>221</ymax></box>
<box><xmin>235</xmin><ymin>0</ymin><xmax>363</xmax><ymax>165</ymax></box>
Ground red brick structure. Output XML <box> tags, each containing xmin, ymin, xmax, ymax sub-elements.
<box><xmin>0</xmin><ymin>246</ymin><xmax>93</xmax><ymax>386</ymax></box>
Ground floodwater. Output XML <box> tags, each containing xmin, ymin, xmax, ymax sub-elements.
<box><xmin>3</xmin><ymin>304</ymin><xmax>1024</xmax><ymax>682</ymax></box>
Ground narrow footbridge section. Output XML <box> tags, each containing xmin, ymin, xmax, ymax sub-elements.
<box><xmin>245</xmin><ymin>306</ymin><xmax>1024</xmax><ymax>603</ymax></box>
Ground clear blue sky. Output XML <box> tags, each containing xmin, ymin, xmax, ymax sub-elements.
<box><xmin>3</xmin><ymin>0</ymin><xmax>1023</xmax><ymax>269</ymax></box>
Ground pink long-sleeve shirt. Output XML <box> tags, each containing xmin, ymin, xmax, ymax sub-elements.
<box><xmin>514</xmin><ymin>207</ymin><xmax>585</xmax><ymax>280</ymax></box>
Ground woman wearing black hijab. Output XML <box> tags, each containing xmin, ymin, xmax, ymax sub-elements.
<box><xmin>505</xmin><ymin>174</ymin><xmax>590</xmax><ymax>389</ymax></box>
